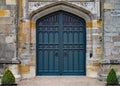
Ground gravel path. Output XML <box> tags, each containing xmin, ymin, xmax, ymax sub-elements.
<box><xmin>18</xmin><ymin>76</ymin><xmax>104</xmax><ymax>86</ymax></box>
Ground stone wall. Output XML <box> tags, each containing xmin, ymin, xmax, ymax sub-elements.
<box><xmin>2</xmin><ymin>0</ymin><xmax>120</xmax><ymax>81</ymax></box>
<box><xmin>99</xmin><ymin>0</ymin><xmax>120</xmax><ymax>81</ymax></box>
<box><xmin>0</xmin><ymin>0</ymin><xmax>103</xmax><ymax>80</ymax></box>
<box><xmin>17</xmin><ymin>0</ymin><xmax>102</xmax><ymax>79</ymax></box>
<box><xmin>0</xmin><ymin>0</ymin><xmax>20</xmax><ymax>78</ymax></box>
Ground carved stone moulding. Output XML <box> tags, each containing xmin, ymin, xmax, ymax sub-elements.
<box><xmin>28</xmin><ymin>1</ymin><xmax>99</xmax><ymax>15</ymax></box>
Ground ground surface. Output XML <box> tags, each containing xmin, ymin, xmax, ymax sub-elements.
<box><xmin>18</xmin><ymin>76</ymin><xmax>104</xmax><ymax>86</ymax></box>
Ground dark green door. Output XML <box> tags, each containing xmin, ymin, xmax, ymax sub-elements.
<box><xmin>36</xmin><ymin>11</ymin><xmax>86</xmax><ymax>75</ymax></box>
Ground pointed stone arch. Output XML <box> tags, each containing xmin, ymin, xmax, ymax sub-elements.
<box><xmin>27</xmin><ymin>1</ymin><xmax>95</xmax><ymax>77</ymax></box>
<box><xmin>29</xmin><ymin>1</ymin><xmax>94</xmax><ymax>22</ymax></box>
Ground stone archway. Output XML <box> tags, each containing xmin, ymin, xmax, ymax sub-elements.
<box><xmin>28</xmin><ymin>1</ymin><xmax>94</xmax><ymax>77</ymax></box>
<box><xmin>29</xmin><ymin>1</ymin><xmax>93</xmax><ymax>22</ymax></box>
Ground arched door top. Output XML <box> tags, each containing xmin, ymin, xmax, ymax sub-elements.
<box><xmin>29</xmin><ymin>1</ymin><xmax>94</xmax><ymax>22</ymax></box>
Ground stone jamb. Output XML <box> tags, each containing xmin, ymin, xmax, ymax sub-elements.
<box><xmin>26</xmin><ymin>1</ymin><xmax>95</xmax><ymax>77</ymax></box>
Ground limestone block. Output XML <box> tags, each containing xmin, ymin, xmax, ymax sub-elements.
<box><xmin>31</xmin><ymin>56</ymin><xmax>36</xmax><ymax>63</ymax></box>
<box><xmin>86</xmin><ymin>34</ymin><xmax>91</xmax><ymax>40</ymax></box>
<box><xmin>0</xmin><ymin>10</ymin><xmax>10</xmax><ymax>17</ymax></box>
<box><xmin>104</xmin><ymin>36</ymin><xmax>112</xmax><ymax>42</ymax></box>
<box><xmin>20</xmin><ymin>56</ymin><xmax>31</xmax><ymax>65</ymax></box>
<box><xmin>104</xmin><ymin>25</ymin><xmax>117</xmax><ymax>33</ymax></box>
<box><xmin>104</xmin><ymin>3</ymin><xmax>114</xmax><ymax>9</ymax></box>
<box><xmin>0</xmin><ymin>64</ymin><xmax>6</xmax><ymax>75</ymax></box>
<box><xmin>0</xmin><ymin>35</ymin><xmax>5</xmax><ymax>43</ymax></box>
<box><xmin>114</xmin><ymin>42</ymin><xmax>120</xmax><ymax>46</ymax></box>
<box><xmin>0</xmin><ymin>0</ymin><xmax>5</xmax><ymax>5</ymax></box>
<box><xmin>18</xmin><ymin>34</ymin><xmax>26</xmax><ymax>43</ymax></box>
<box><xmin>92</xmin><ymin>29</ymin><xmax>101</xmax><ymax>33</ymax></box>
<box><xmin>31</xmin><ymin>29</ymin><xmax>36</xmax><ymax>43</ymax></box>
<box><xmin>31</xmin><ymin>22</ymin><xmax>36</xmax><ymax>29</ymax></box>
<box><xmin>87</xmin><ymin>65</ymin><xmax>100</xmax><ymax>77</ymax></box>
<box><xmin>9</xmin><ymin>65</ymin><xmax>19</xmax><ymax>75</ymax></box>
<box><xmin>105</xmin><ymin>48</ymin><xmax>112</xmax><ymax>56</ymax></box>
<box><xmin>21</xmin><ymin>66</ymin><xmax>35</xmax><ymax>79</ymax></box>
<box><xmin>104</xmin><ymin>42</ymin><xmax>113</xmax><ymax>48</ymax></box>
<box><xmin>96</xmin><ymin>47</ymin><xmax>102</xmax><ymax>56</ymax></box>
<box><xmin>104</xmin><ymin>32</ymin><xmax>119</xmax><ymax>37</ymax></box>
<box><xmin>113</xmin><ymin>36</ymin><xmax>120</xmax><ymax>42</ymax></box>
<box><xmin>0</xmin><ymin>25</ymin><xmax>15</xmax><ymax>34</ymax></box>
<box><xmin>97</xmin><ymin>21</ymin><xmax>102</xmax><ymax>28</ymax></box>
<box><xmin>111</xmin><ymin>48</ymin><xmax>119</xmax><ymax>55</ymax></box>
<box><xmin>24</xmin><ymin>22</ymin><xmax>30</xmax><ymax>43</ymax></box>
<box><xmin>86</xmin><ymin>22</ymin><xmax>92</xmax><ymax>28</ymax></box>
<box><xmin>92</xmin><ymin>35</ymin><xmax>99</xmax><ymax>43</ymax></box>
<box><xmin>0</xmin><ymin>17</ymin><xmax>13</xmax><ymax>24</ymax></box>
<box><xmin>19</xmin><ymin>21</ymin><xmax>30</xmax><ymax>43</ymax></box>
<box><xmin>5</xmin><ymin>35</ymin><xmax>15</xmax><ymax>43</ymax></box>
<box><xmin>19</xmin><ymin>65</ymin><xmax>30</xmax><ymax>74</ymax></box>
<box><xmin>29</xmin><ymin>66</ymin><xmax>35</xmax><ymax>77</ymax></box>
<box><xmin>93</xmin><ymin>21</ymin><xmax>97</xmax><ymax>28</ymax></box>
<box><xmin>0</xmin><ymin>44</ymin><xmax>15</xmax><ymax>61</ymax></box>
<box><xmin>116</xmin><ymin>27</ymin><xmax>120</xmax><ymax>32</ymax></box>
<box><xmin>6</xmin><ymin>0</ymin><xmax>16</xmax><ymax>5</ymax></box>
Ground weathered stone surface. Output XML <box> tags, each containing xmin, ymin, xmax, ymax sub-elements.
<box><xmin>104</xmin><ymin>3</ymin><xmax>114</xmax><ymax>9</ymax></box>
<box><xmin>114</xmin><ymin>42</ymin><xmax>120</xmax><ymax>46</ymax></box>
<box><xmin>20</xmin><ymin>53</ymin><xmax>31</xmax><ymax>65</ymax></box>
<box><xmin>105</xmin><ymin>48</ymin><xmax>112</xmax><ymax>56</ymax></box>
<box><xmin>104</xmin><ymin>32</ymin><xmax>119</xmax><ymax>36</ymax></box>
<box><xmin>102</xmin><ymin>1</ymin><xmax>120</xmax><ymax>79</ymax></box>
<box><xmin>111</xmin><ymin>47</ymin><xmax>119</xmax><ymax>55</ymax></box>
<box><xmin>31</xmin><ymin>29</ymin><xmax>36</xmax><ymax>43</ymax></box>
<box><xmin>0</xmin><ymin>17</ymin><xmax>13</xmax><ymax>24</ymax></box>
<box><xmin>9</xmin><ymin>65</ymin><xmax>19</xmax><ymax>75</ymax></box>
<box><xmin>21</xmin><ymin>66</ymin><xmax>35</xmax><ymax>79</ymax></box>
<box><xmin>0</xmin><ymin>35</ymin><xmax>5</xmax><ymax>43</ymax></box>
<box><xmin>92</xmin><ymin>29</ymin><xmax>101</xmax><ymax>33</ymax></box>
<box><xmin>104</xmin><ymin>36</ymin><xmax>112</xmax><ymax>42</ymax></box>
<box><xmin>86</xmin><ymin>22</ymin><xmax>92</xmax><ymax>28</ymax></box>
<box><xmin>31</xmin><ymin>56</ymin><xmax>36</xmax><ymax>63</ymax></box>
<box><xmin>19</xmin><ymin>65</ymin><xmax>30</xmax><ymax>74</ymax></box>
<box><xmin>0</xmin><ymin>10</ymin><xmax>10</xmax><ymax>17</ymax></box>
<box><xmin>0</xmin><ymin>44</ymin><xmax>15</xmax><ymax>61</ymax></box>
<box><xmin>0</xmin><ymin>25</ymin><xmax>16</xmax><ymax>34</ymax></box>
<box><xmin>5</xmin><ymin>35</ymin><xmax>15</xmax><ymax>43</ymax></box>
<box><xmin>0</xmin><ymin>0</ymin><xmax>5</xmax><ymax>5</ymax></box>
<box><xmin>116</xmin><ymin>27</ymin><xmax>120</xmax><ymax>32</ymax></box>
<box><xmin>0</xmin><ymin>64</ymin><xmax>7</xmax><ymax>76</ymax></box>
<box><xmin>113</xmin><ymin>36</ymin><xmax>120</xmax><ymax>42</ymax></box>
<box><xmin>87</xmin><ymin>65</ymin><xmax>100</xmax><ymax>77</ymax></box>
<box><xmin>96</xmin><ymin>47</ymin><xmax>102</xmax><ymax>56</ymax></box>
<box><xmin>0</xmin><ymin>0</ymin><xmax>106</xmax><ymax>80</ymax></box>
<box><xmin>6</xmin><ymin>0</ymin><xmax>16</xmax><ymax>5</ymax></box>
<box><xmin>104</xmin><ymin>25</ymin><xmax>117</xmax><ymax>32</ymax></box>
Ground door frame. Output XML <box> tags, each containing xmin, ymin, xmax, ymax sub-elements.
<box><xmin>29</xmin><ymin>1</ymin><xmax>94</xmax><ymax>76</ymax></box>
<box><xmin>36</xmin><ymin>11</ymin><xmax>86</xmax><ymax>75</ymax></box>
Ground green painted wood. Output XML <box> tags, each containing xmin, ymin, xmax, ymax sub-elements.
<box><xmin>36</xmin><ymin>11</ymin><xmax>86</xmax><ymax>75</ymax></box>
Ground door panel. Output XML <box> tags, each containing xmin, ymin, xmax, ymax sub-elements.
<box><xmin>36</xmin><ymin>11</ymin><xmax>86</xmax><ymax>75</ymax></box>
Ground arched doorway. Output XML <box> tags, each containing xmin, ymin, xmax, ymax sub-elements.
<box><xmin>36</xmin><ymin>11</ymin><xmax>86</xmax><ymax>75</ymax></box>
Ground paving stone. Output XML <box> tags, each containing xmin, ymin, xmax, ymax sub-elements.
<box><xmin>18</xmin><ymin>77</ymin><xmax>104</xmax><ymax>86</ymax></box>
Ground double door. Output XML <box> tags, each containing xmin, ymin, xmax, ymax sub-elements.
<box><xmin>36</xmin><ymin>11</ymin><xmax>86</xmax><ymax>75</ymax></box>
